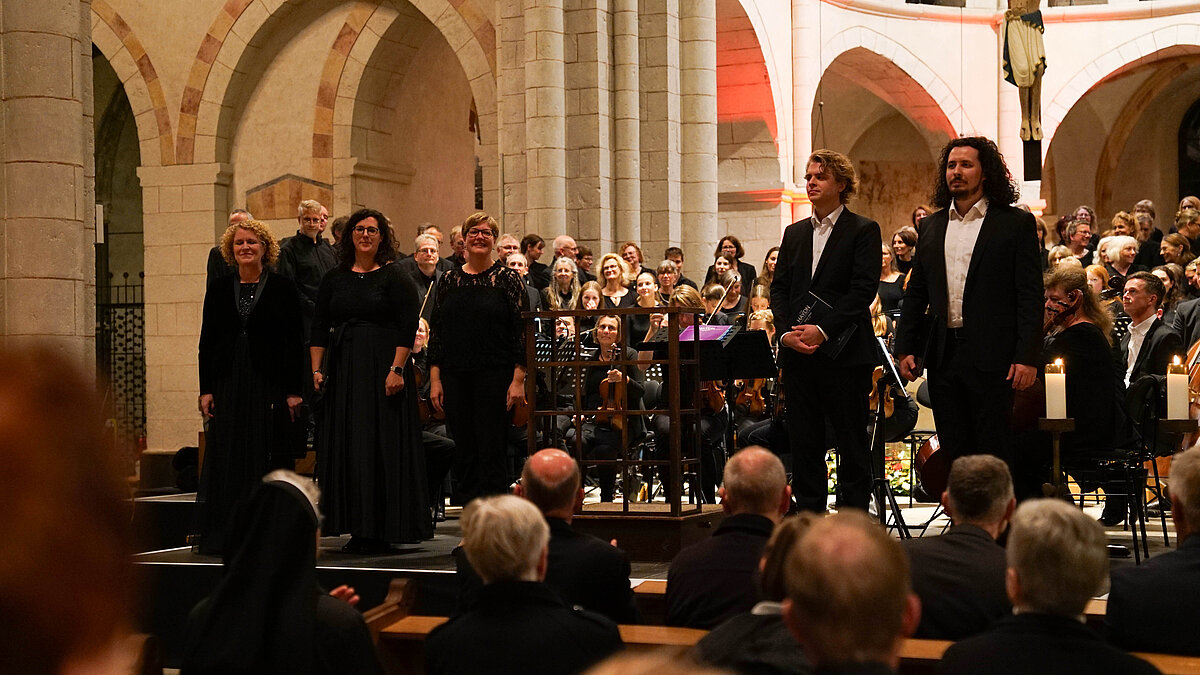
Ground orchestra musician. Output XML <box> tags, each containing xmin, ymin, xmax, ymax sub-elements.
<box><xmin>574</xmin><ymin>315</ymin><xmax>646</xmax><ymax>502</ymax></box>
<box><xmin>411</xmin><ymin>317</ymin><xmax>457</xmax><ymax>519</ymax></box>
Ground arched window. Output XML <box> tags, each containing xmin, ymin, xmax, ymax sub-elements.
<box><xmin>1178</xmin><ymin>98</ymin><xmax>1200</xmax><ymax>200</ymax></box>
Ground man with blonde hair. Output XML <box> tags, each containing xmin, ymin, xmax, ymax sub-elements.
<box><xmin>666</xmin><ymin>447</ymin><xmax>791</xmax><ymax>628</ymax></box>
<box><xmin>940</xmin><ymin>500</ymin><xmax>1156</xmax><ymax>674</ymax></box>
<box><xmin>771</xmin><ymin>148</ymin><xmax>882</xmax><ymax>513</ymax></box>
<box><xmin>425</xmin><ymin>495</ymin><xmax>621</xmax><ymax>674</ymax></box>
<box><xmin>278</xmin><ymin>199</ymin><xmax>337</xmax><ymax>338</ymax></box>
<box><xmin>783</xmin><ymin>510</ymin><xmax>920</xmax><ymax>672</ymax></box>
<box><xmin>1107</xmin><ymin>445</ymin><xmax>1200</xmax><ymax>655</ymax></box>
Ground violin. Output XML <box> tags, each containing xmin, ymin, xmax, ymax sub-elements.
<box><xmin>596</xmin><ymin>346</ymin><xmax>627</xmax><ymax>431</ymax></box>
<box><xmin>412</xmin><ymin>361</ymin><xmax>445</xmax><ymax>424</ymax></box>
<box><xmin>701</xmin><ymin>380</ymin><xmax>726</xmax><ymax>415</ymax></box>
<box><xmin>735</xmin><ymin>379</ymin><xmax>768</xmax><ymax>417</ymax></box>
<box><xmin>867</xmin><ymin>367</ymin><xmax>895</xmax><ymax>418</ymax></box>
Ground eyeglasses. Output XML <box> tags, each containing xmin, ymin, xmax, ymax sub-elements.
<box><xmin>353</xmin><ymin>226</ymin><xmax>380</xmax><ymax>236</ymax></box>
<box><xmin>466</xmin><ymin>227</ymin><xmax>495</xmax><ymax>238</ymax></box>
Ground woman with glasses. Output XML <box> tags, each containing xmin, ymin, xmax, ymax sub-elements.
<box><xmin>310</xmin><ymin>208</ymin><xmax>432</xmax><ymax>553</ymax></box>
<box><xmin>428</xmin><ymin>212</ymin><xmax>529</xmax><ymax>502</ymax></box>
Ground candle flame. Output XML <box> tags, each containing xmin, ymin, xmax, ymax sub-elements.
<box><xmin>1174</xmin><ymin>355</ymin><xmax>1182</xmax><ymax>366</ymax></box>
<box><xmin>1054</xmin><ymin>358</ymin><xmax>1063</xmax><ymax>367</ymax></box>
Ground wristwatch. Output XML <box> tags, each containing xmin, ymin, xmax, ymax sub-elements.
<box><xmin>389</xmin><ymin>365</ymin><xmax>404</xmax><ymax>375</ymax></box>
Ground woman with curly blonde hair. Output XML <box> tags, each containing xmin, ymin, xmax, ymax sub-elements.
<box><xmin>196</xmin><ymin>219</ymin><xmax>305</xmax><ymax>554</ymax></box>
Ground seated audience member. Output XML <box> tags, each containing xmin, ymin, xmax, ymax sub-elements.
<box><xmin>183</xmin><ymin>471</ymin><xmax>384</xmax><ymax>675</ymax></box>
<box><xmin>1121</xmin><ymin>271</ymin><xmax>1183</xmax><ymax>387</ymax></box>
<box><xmin>427</xmin><ymin>495</ymin><xmax>622</xmax><ymax>675</ymax></box>
<box><xmin>1106</xmin><ymin>445</ymin><xmax>1200</xmax><ymax>654</ymax></box>
<box><xmin>666</xmin><ymin>447</ymin><xmax>791</xmax><ymax>628</ymax></box>
<box><xmin>782</xmin><ymin>511</ymin><xmax>920</xmax><ymax>674</ymax></box>
<box><xmin>694</xmin><ymin>514</ymin><xmax>816</xmax><ymax>675</ymax></box>
<box><xmin>901</xmin><ymin>456</ymin><xmax>1013</xmax><ymax>640</ymax></box>
<box><xmin>939</xmin><ymin>499</ymin><xmax>1158</xmax><ymax>675</ymax></box>
<box><xmin>454</xmin><ymin>449</ymin><xmax>638</xmax><ymax>623</ymax></box>
<box><xmin>0</xmin><ymin>349</ymin><xmax>138</xmax><ymax>675</ymax></box>
<box><xmin>585</xmin><ymin>652</ymin><xmax>730</xmax><ymax>675</ymax></box>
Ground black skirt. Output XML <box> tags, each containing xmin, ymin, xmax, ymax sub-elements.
<box><xmin>317</xmin><ymin>323</ymin><xmax>433</xmax><ymax>542</ymax></box>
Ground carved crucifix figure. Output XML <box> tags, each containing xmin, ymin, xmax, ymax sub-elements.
<box><xmin>1003</xmin><ymin>0</ymin><xmax>1047</xmax><ymax>141</ymax></box>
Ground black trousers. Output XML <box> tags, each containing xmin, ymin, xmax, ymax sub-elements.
<box><xmin>784</xmin><ymin>360</ymin><xmax>872</xmax><ymax>513</ymax></box>
<box><xmin>652</xmin><ymin>408</ymin><xmax>728</xmax><ymax>503</ymax></box>
<box><xmin>442</xmin><ymin>367</ymin><xmax>513</xmax><ymax>501</ymax></box>
<box><xmin>926</xmin><ymin>337</ymin><xmax>1015</xmax><ymax>466</ymax></box>
<box><xmin>422</xmin><ymin>424</ymin><xmax>456</xmax><ymax>503</ymax></box>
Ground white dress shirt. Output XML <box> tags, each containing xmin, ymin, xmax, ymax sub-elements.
<box><xmin>811</xmin><ymin>205</ymin><xmax>844</xmax><ymax>277</ymax></box>
<box><xmin>1125</xmin><ymin>313</ymin><xmax>1156</xmax><ymax>387</ymax></box>
<box><xmin>943</xmin><ymin>198</ymin><xmax>988</xmax><ymax>328</ymax></box>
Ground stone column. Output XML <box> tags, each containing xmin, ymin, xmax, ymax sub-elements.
<box><xmin>638</xmin><ymin>0</ymin><xmax>681</xmax><ymax>258</ymax></box>
<box><xmin>497</xmin><ymin>0</ymin><xmax>527</xmax><ymax>232</ymax></box>
<box><xmin>0</xmin><ymin>0</ymin><xmax>96</xmax><ymax>366</ymax></box>
<box><xmin>566</xmin><ymin>0</ymin><xmax>613</xmax><ymax>251</ymax></box>
<box><xmin>791</xmin><ymin>0</ymin><xmax>819</xmax><ymax>219</ymax></box>
<box><xmin>679</xmin><ymin>1</ymin><xmax>718</xmax><ymax>272</ymax></box>
<box><xmin>137</xmin><ymin>163</ymin><xmax>232</xmax><ymax>454</ymax></box>
<box><xmin>613</xmin><ymin>0</ymin><xmax>640</xmax><ymax>249</ymax></box>
<box><xmin>524</xmin><ymin>0</ymin><xmax>567</xmax><ymax>237</ymax></box>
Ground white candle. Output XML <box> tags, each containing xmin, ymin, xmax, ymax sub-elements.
<box><xmin>1045</xmin><ymin>359</ymin><xmax>1066</xmax><ymax>420</ymax></box>
<box><xmin>1167</xmin><ymin>356</ymin><xmax>1188</xmax><ymax>421</ymax></box>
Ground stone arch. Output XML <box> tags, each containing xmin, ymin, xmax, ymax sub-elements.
<box><xmin>90</xmin><ymin>0</ymin><xmax>174</xmax><ymax>166</ymax></box>
<box><xmin>728</xmin><ymin>0</ymin><xmax>789</xmax><ymax>159</ymax></box>
<box><xmin>176</xmin><ymin>0</ymin><xmax>496</xmax><ymax>168</ymax></box>
<box><xmin>821</xmin><ymin>27</ymin><xmax>971</xmax><ymax>137</ymax></box>
<box><xmin>1043</xmin><ymin>24</ymin><xmax>1200</xmax><ymax>145</ymax></box>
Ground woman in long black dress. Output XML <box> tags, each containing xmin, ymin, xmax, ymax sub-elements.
<box><xmin>310</xmin><ymin>208</ymin><xmax>431</xmax><ymax>552</ymax></box>
<box><xmin>196</xmin><ymin>219</ymin><xmax>304</xmax><ymax>555</ymax></box>
<box><xmin>428</xmin><ymin>212</ymin><xmax>529</xmax><ymax>501</ymax></box>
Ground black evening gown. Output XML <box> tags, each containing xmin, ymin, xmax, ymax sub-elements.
<box><xmin>311</xmin><ymin>264</ymin><xmax>432</xmax><ymax>542</ymax></box>
<box><xmin>196</xmin><ymin>272</ymin><xmax>305</xmax><ymax>555</ymax></box>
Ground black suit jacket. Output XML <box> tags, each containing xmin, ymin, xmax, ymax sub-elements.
<box><xmin>896</xmin><ymin>203</ymin><xmax>1043</xmax><ymax>372</ymax></box>
<box><xmin>425</xmin><ymin>581</ymin><xmax>622</xmax><ymax>675</ymax></box>
<box><xmin>454</xmin><ymin>518</ymin><xmax>638</xmax><ymax>623</ymax></box>
<box><xmin>665</xmin><ymin>513</ymin><xmax>773</xmax><ymax>629</ymax></box>
<box><xmin>1171</xmin><ymin>296</ymin><xmax>1200</xmax><ymax>349</ymax></box>
<box><xmin>900</xmin><ymin>524</ymin><xmax>1010</xmax><ymax>640</ymax></box>
<box><xmin>770</xmin><ymin>207</ymin><xmax>882</xmax><ymax>368</ymax></box>
<box><xmin>939</xmin><ymin>613</ymin><xmax>1158</xmax><ymax>675</ymax></box>
<box><xmin>198</xmin><ymin>271</ymin><xmax>305</xmax><ymax>397</ymax></box>
<box><xmin>1119</xmin><ymin>317</ymin><xmax>1183</xmax><ymax>383</ymax></box>
<box><xmin>1106</xmin><ymin>534</ymin><xmax>1200</xmax><ymax>655</ymax></box>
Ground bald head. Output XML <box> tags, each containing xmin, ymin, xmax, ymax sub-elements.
<box><xmin>518</xmin><ymin>448</ymin><xmax>582</xmax><ymax>517</ymax></box>
<box><xmin>720</xmin><ymin>446</ymin><xmax>790</xmax><ymax>519</ymax></box>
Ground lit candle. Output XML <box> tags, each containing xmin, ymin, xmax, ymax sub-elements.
<box><xmin>1045</xmin><ymin>358</ymin><xmax>1066</xmax><ymax>420</ymax></box>
<box><xmin>1167</xmin><ymin>356</ymin><xmax>1188</xmax><ymax>420</ymax></box>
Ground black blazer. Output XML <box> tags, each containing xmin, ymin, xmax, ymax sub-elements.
<box><xmin>198</xmin><ymin>272</ymin><xmax>305</xmax><ymax>397</ymax></box>
<box><xmin>665</xmin><ymin>513</ymin><xmax>773</xmax><ymax>629</ymax></box>
<box><xmin>895</xmin><ymin>203</ymin><xmax>1043</xmax><ymax>372</ymax></box>
<box><xmin>940</xmin><ymin>613</ymin><xmax>1158</xmax><ymax>675</ymax></box>
<box><xmin>1171</xmin><ymin>296</ymin><xmax>1200</xmax><ymax>350</ymax></box>
<box><xmin>769</xmin><ymin>207</ymin><xmax>882</xmax><ymax>368</ymax></box>
<box><xmin>1106</xmin><ymin>534</ymin><xmax>1200</xmax><ymax>655</ymax></box>
<box><xmin>900</xmin><ymin>524</ymin><xmax>1010</xmax><ymax>640</ymax></box>
<box><xmin>1118</xmin><ymin>317</ymin><xmax>1183</xmax><ymax>382</ymax></box>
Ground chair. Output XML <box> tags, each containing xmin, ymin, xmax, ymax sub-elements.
<box><xmin>1060</xmin><ymin>375</ymin><xmax>1158</xmax><ymax>563</ymax></box>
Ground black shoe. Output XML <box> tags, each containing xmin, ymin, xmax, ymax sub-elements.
<box><xmin>1099</xmin><ymin>502</ymin><xmax>1127</xmax><ymax>527</ymax></box>
<box><xmin>1147</xmin><ymin>496</ymin><xmax>1172</xmax><ymax>518</ymax></box>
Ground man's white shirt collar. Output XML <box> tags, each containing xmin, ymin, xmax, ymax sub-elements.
<box><xmin>949</xmin><ymin>197</ymin><xmax>989</xmax><ymax>222</ymax></box>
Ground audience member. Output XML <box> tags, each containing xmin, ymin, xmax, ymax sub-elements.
<box><xmin>183</xmin><ymin>472</ymin><xmax>383</xmax><ymax>674</ymax></box>
<box><xmin>939</xmin><ymin>499</ymin><xmax>1157</xmax><ymax>674</ymax></box>
<box><xmin>426</xmin><ymin>495</ymin><xmax>622</xmax><ymax>675</ymax></box>
<box><xmin>586</xmin><ymin>652</ymin><xmax>732</xmax><ymax>675</ymax></box>
<box><xmin>666</xmin><ymin>447</ymin><xmax>791</xmax><ymax>629</ymax></box>
<box><xmin>454</xmin><ymin>449</ymin><xmax>638</xmax><ymax>623</ymax></box>
<box><xmin>782</xmin><ymin>511</ymin><xmax>920</xmax><ymax>674</ymax></box>
<box><xmin>1106</xmin><ymin>445</ymin><xmax>1200</xmax><ymax>655</ymax></box>
<box><xmin>694</xmin><ymin>514</ymin><xmax>816</xmax><ymax>675</ymax></box>
<box><xmin>0</xmin><ymin>349</ymin><xmax>138</xmax><ymax>675</ymax></box>
<box><xmin>901</xmin><ymin>456</ymin><xmax>1013</xmax><ymax>640</ymax></box>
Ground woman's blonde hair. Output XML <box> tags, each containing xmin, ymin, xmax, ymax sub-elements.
<box><xmin>220</xmin><ymin>219</ymin><xmax>280</xmax><ymax>266</ymax></box>
<box><xmin>598</xmin><ymin>252</ymin><xmax>634</xmax><ymax>285</ymax></box>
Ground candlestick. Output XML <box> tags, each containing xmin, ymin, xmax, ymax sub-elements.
<box><xmin>1045</xmin><ymin>358</ymin><xmax>1066</xmax><ymax>420</ymax></box>
<box><xmin>1167</xmin><ymin>356</ymin><xmax>1188</xmax><ymax>421</ymax></box>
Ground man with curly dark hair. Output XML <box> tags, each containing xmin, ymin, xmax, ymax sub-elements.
<box><xmin>896</xmin><ymin>137</ymin><xmax>1042</xmax><ymax>470</ymax></box>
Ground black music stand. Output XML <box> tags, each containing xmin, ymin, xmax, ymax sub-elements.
<box><xmin>711</xmin><ymin>330</ymin><xmax>777</xmax><ymax>458</ymax></box>
<box><xmin>870</xmin><ymin>336</ymin><xmax>911</xmax><ymax>538</ymax></box>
